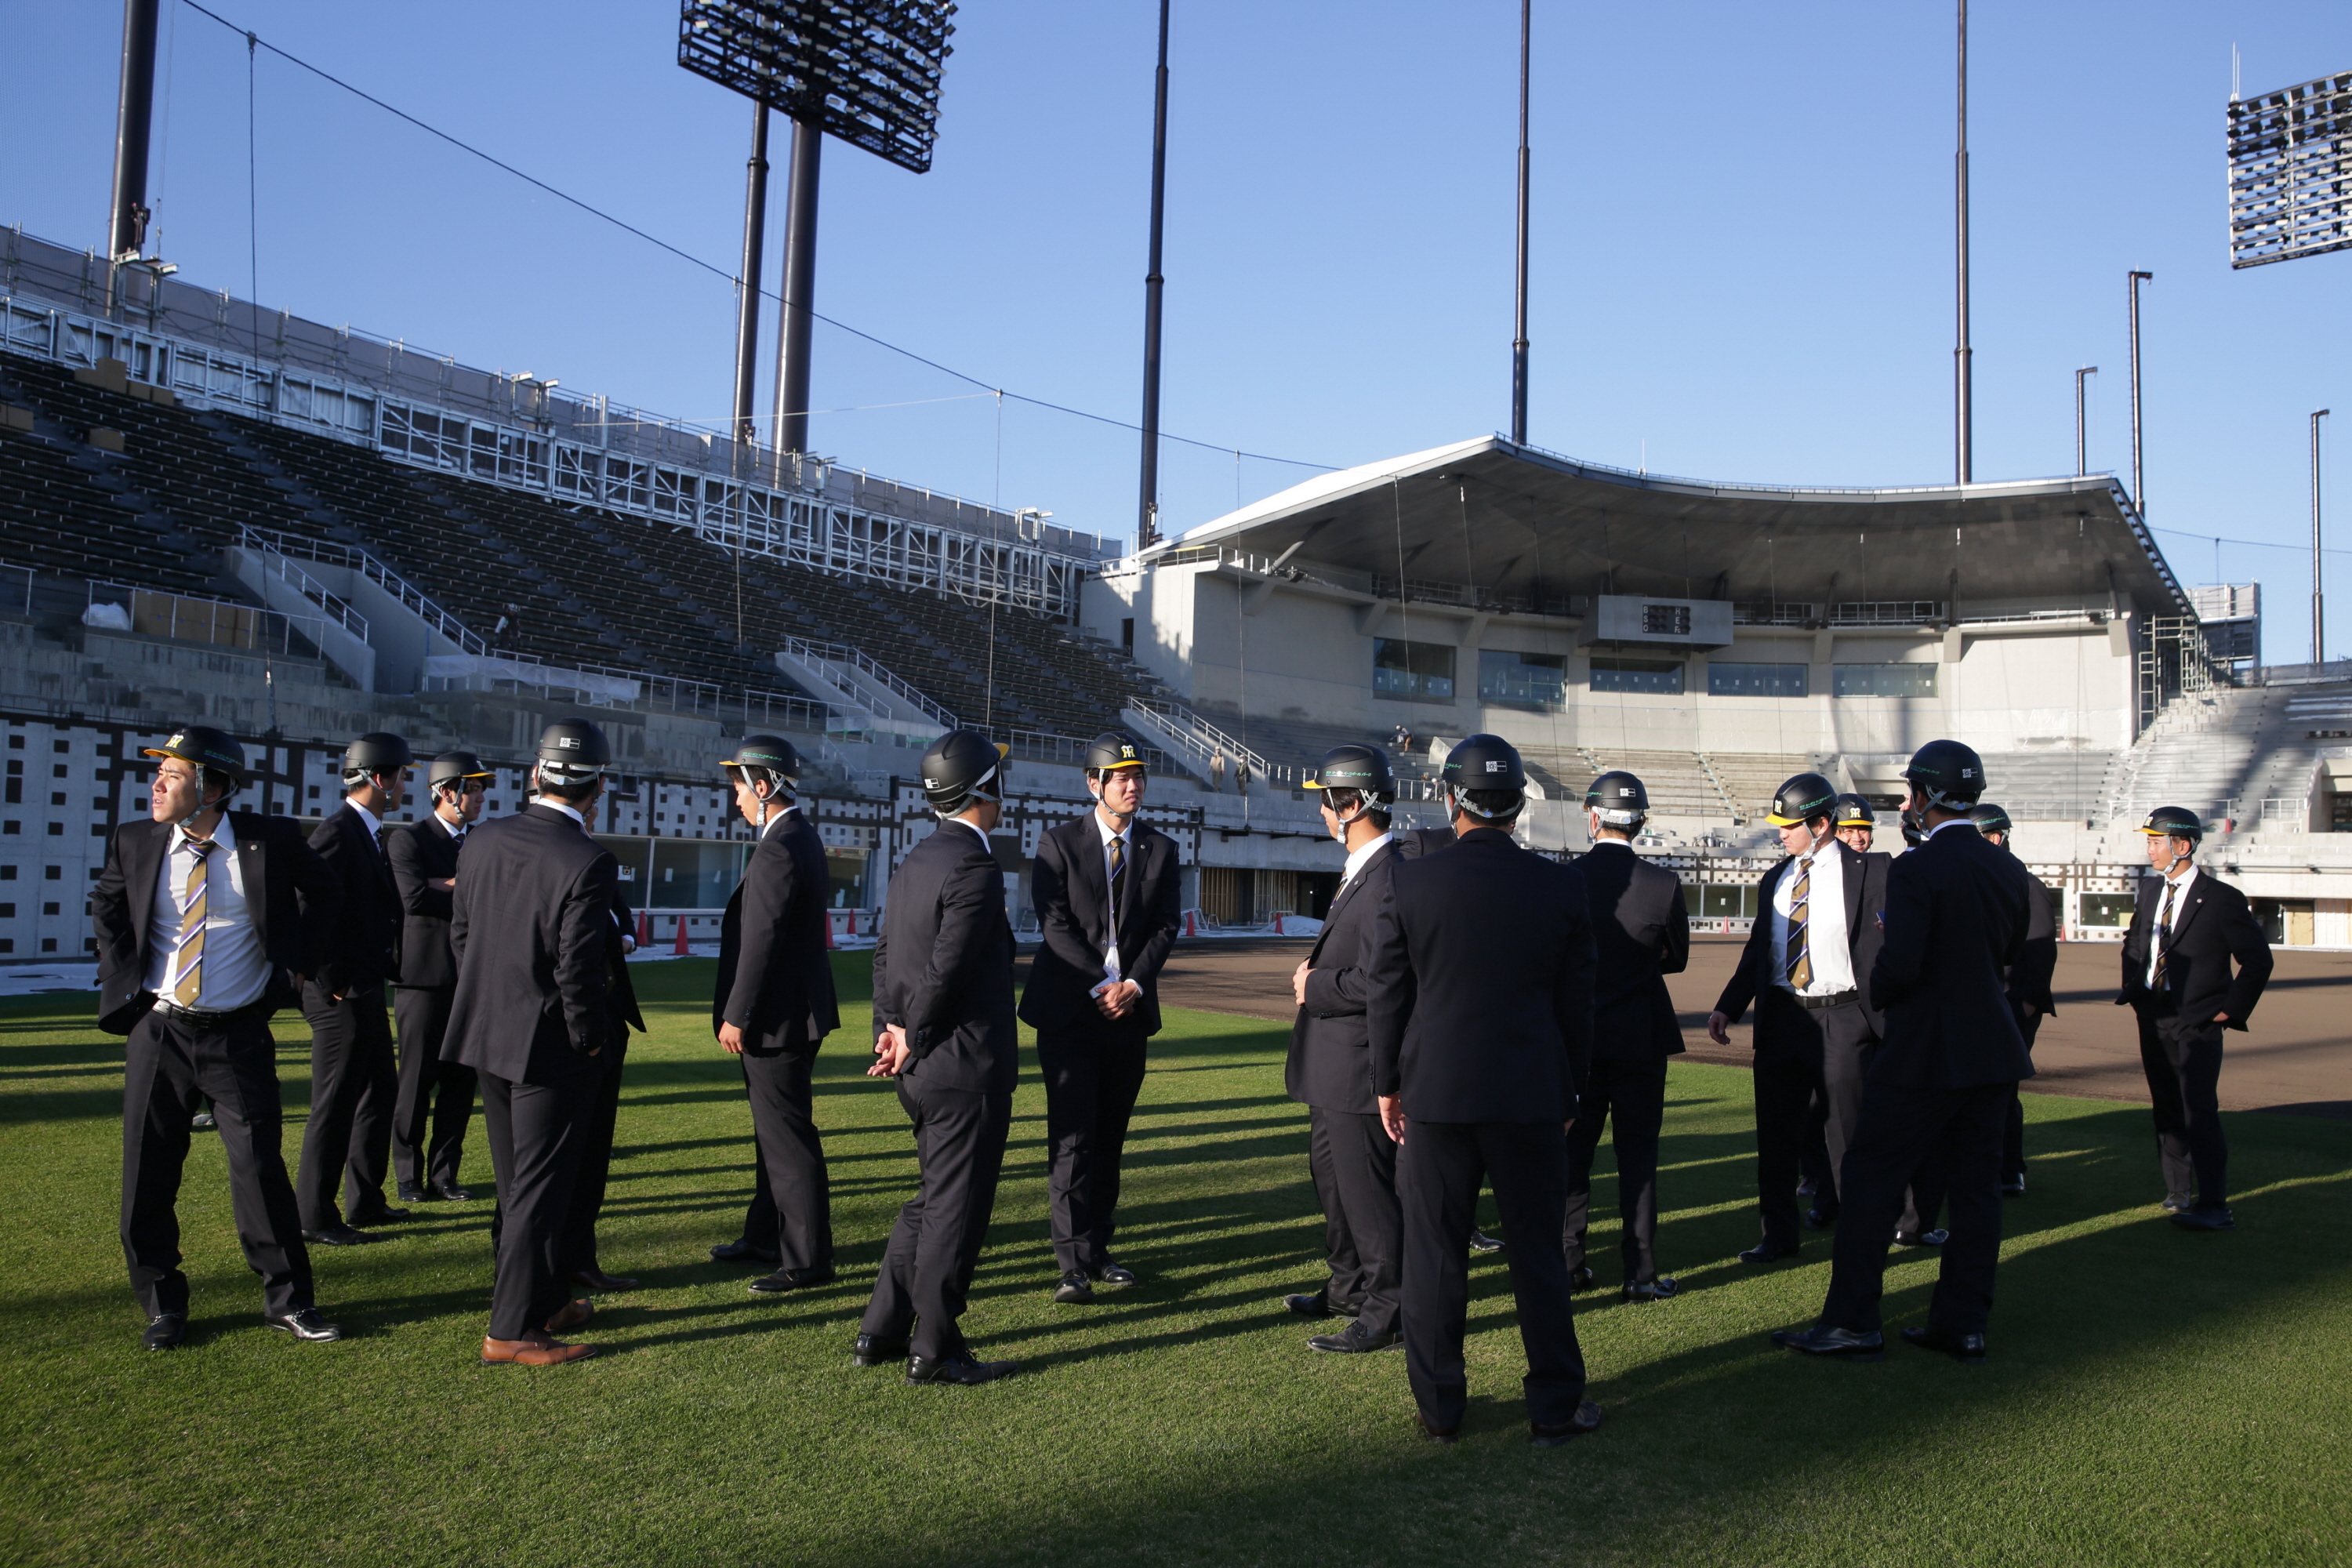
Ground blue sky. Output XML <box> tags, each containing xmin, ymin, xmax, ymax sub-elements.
<box><xmin>2</xmin><ymin>2</ymin><xmax>2347</xmax><ymax>653</ymax></box>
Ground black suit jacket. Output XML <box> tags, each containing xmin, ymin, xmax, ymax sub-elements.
<box><xmin>1865</xmin><ymin>822</ymin><xmax>2034</xmax><ymax>1089</ymax></box>
<box><xmin>1367</xmin><ymin>828</ymin><xmax>1597</xmax><ymax>1124</ymax></box>
<box><xmin>1018</xmin><ymin>813</ymin><xmax>1182</xmax><ymax>1036</ymax></box>
<box><xmin>1577</xmin><ymin>841</ymin><xmax>1691</xmax><ymax>1063</ymax></box>
<box><xmin>2117</xmin><ymin>868</ymin><xmax>2272</xmax><ymax>1030</ymax></box>
<box><xmin>873</xmin><ymin>818</ymin><xmax>1018</xmax><ymax>1094</ymax></box>
<box><xmin>445</xmin><ymin>804</ymin><xmax>631</xmax><ymax>1084</ymax></box>
<box><xmin>387</xmin><ymin>815</ymin><xmax>463</xmax><ymax>991</ymax></box>
<box><xmin>2008</xmin><ymin>868</ymin><xmax>2059</xmax><ymax>1018</ymax></box>
<box><xmin>91</xmin><ymin>811</ymin><xmax>341</xmax><ymax>1035</ymax></box>
<box><xmin>1287</xmin><ymin>837</ymin><xmax>1402</xmax><ymax>1113</ymax></box>
<box><xmin>1712</xmin><ymin>840</ymin><xmax>1889</xmax><ymax>1044</ymax></box>
<box><xmin>310</xmin><ymin>802</ymin><xmax>402</xmax><ymax>996</ymax></box>
<box><xmin>714</xmin><ymin>810</ymin><xmax>840</xmax><ymax>1051</ymax></box>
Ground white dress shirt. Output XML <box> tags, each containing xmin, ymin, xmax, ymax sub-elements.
<box><xmin>759</xmin><ymin>802</ymin><xmax>800</xmax><ymax>838</ymax></box>
<box><xmin>536</xmin><ymin>797</ymin><xmax>586</xmax><ymax>828</ymax></box>
<box><xmin>142</xmin><ymin>815</ymin><xmax>269</xmax><ymax>1011</ymax></box>
<box><xmin>1769</xmin><ymin>839</ymin><xmax>1856</xmax><ymax>998</ymax></box>
<box><xmin>2145</xmin><ymin>863</ymin><xmax>2201</xmax><ymax>989</ymax></box>
<box><xmin>1094</xmin><ymin>810</ymin><xmax>1135</xmax><ymax>988</ymax></box>
<box><xmin>1340</xmin><ymin>831</ymin><xmax>1397</xmax><ymax>891</ymax></box>
<box><xmin>345</xmin><ymin>798</ymin><xmax>383</xmax><ymax>844</ymax></box>
<box><xmin>433</xmin><ymin>810</ymin><xmax>466</xmax><ymax>843</ymax></box>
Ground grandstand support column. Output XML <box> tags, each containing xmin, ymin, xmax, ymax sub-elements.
<box><xmin>772</xmin><ymin>115</ymin><xmax>822</xmax><ymax>475</ymax></box>
<box><xmin>2315</xmin><ymin>408</ymin><xmax>2332</xmax><ymax>665</ymax></box>
<box><xmin>1953</xmin><ymin>0</ymin><xmax>1971</xmax><ymax>485</ymax></box>
<box><xmin>731</xmin><ymin>104</ymin><xmax>770</xmax><ymax>451</ymax></box>
<box><xmin>1136</xmin><ymin>0</ymin><xmax>1172</xmax><ymax>550</ymax></box>
<box><xmin>1510</xmin><ymin>0</ymin><xmax>1531</xmax><ymax>448</ymax></box>
<box><xmin>105</xmin><ymin>0</ymin><xmax>162</xmax><ymax>303</ymax></box>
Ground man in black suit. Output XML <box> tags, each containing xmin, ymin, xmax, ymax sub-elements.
<box><xmin>1283</xmin><ymin>744</ymin><xmax>1406</xmax><ymax>1352</ymax></box>
<box><xmin>296</xmin><ymin>731</ymin><xmax>413</xmax><ymax>1244</ymax></box>
<box><xmin>1368</xmin><ymin>735</ymin><xmax>1601</xmax><ymax>1446</ymax></box>
<box><xmin>1775</xmin><ymin>740</ymin><xmax>2032</xmax><ymax>1364</ymax></box>
<box><xmin>711</xmin><ymin>735</ymin><xmax>841</xmax><ymax>1293</ymax></box>
<box><xmin>1968</xmin><ymin>804</ymin><xmax>2057</xmax><ymax>1196</ymax></box>
<box><xmin>1021</xmin><ymin>731</ymin><xmax>1183</xmax><ymax>1304</ymax></box>
<box><xmin>1566</xmin><ymin>771</ymin><xmax>1691</xmax><ymax>1301</ymax></box>
<box><xmin>552</xmin><ymin>873</ymin><xmax>646</xmax><ymax>1294</ymax></box>
<box><xmin>388</xmin><ymin>750</ymin><xmax>490</xmax><ymax>1206</ymax></box>
<box><xmin>858</xmin><ymin>730</ymin><xmax>1022</xmax><ymax>1385</ymax></box>
<box><xmin>93</xmin><ymin>726</ymin><xmax>345</xmax><ymax>1348</ymax></box>
<box><xmin>445</xmin><ymin>720</ymin><xmax>628</xmax><ymax>1367</ymax></box>
<box><xmin>1707</xmin><ymin>773</ymin><xmax>1909</xmax><ymax>1261</ymax></box>
<box><xmin>2117</xmin><ymin>805</ymin><xmax>2273</xmax><ymax>1231</ymax></box>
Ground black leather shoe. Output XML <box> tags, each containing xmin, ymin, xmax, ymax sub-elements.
<box><xmin>433</xmin><ymin>1180</ymin><xmax>474</xmax><ymax>1202</ymax></box>
<box><xmin>1416</xmin><ymin>1412</ymin><xmax>1459</xmax><ymax>1444</ymax></box>
<box><xmin>1468</xmin><ymin>1229</ymin><xmax>1504</xmax><ymax>1254</ymax></box>
<box><xmin>1802</xmin><ymin>1206</ymin><xmax>1835</xmax><ymax>1230</ymax></box>
<box><xmin>1307</xmin><ymin>1319</ymin><xmax>1399</xmax><ymax>1353</ymax></box>
<box><xmin>851</xmin><ymin>1332</ymin><xmax>909</xmax><ymax>1367</ymax></box>
<box><xmin>748</xmin><ymin>1265</ymin><xmax>837</xmax><ymax>1294</ymax></box>
<box><xmin>2161</xmin><ymin>1192</ymin><xmax>2192</xmax><ymax>1216</ymax></box>
<box><xmin>1622</xmin><ymin>1276</ymin><xmax>1679</xmax><ymax>1302</ymax></box>
<box><xmin>1795</xmin><ymin>1176</ymin><xmax>1817</xmax><ymax>1198</ymax></box>
<box><xmin>301</xmin><ymin>1223</ymin><xmax>368</xmax><ymax>1247</ymax></box>
<box><xmin>397</xmin><ymin>1183</ymin><xmax>431</xmax><ymax>1204</ymax></box>
<box><xmin>1567</xmin><ymin>1264</ymin><xmax>1595</xmax><ymax>1291</ymax></box>
<box><xmin>710</xmin><ymin>1238</ymin><xmax>781</xmax><ymax>1265</ymax></box>
<box><xmin>1530</xmin><ymin>1400</ymin><xmax>1603</xmax><ymax>1446</ymax></box>
<box><xmin>346</xmin><ymin>1204</ymin><xmax>410</xmax><ymax>1226</ymax></box>
<box><xmin>143</xmin><ymin>1312</ymin><xmax>186</xmax><ymax>1351</ymax></box>
<box><xmin>1053</xmin><ymin>1270</ymin><xmax>1094</xmax><ymax>1305</ymax></box>
<box><xmin>1901</xmin><ymin>1325</ymin><xmax>1987</xmax><ymax>1363</ymax></box>
<box><xmin>1739</xmin><ymin>1240</ymin><xmax>1799</xmax><ymax>1264</ymax></box>
<box><xmin>1771</xmin><ymin>1324</ymin><xmax>1885</xmax><ymax>1361</ymax></box>
<box><xmin>2171</xmin><ymin>1205</ymin><xmax>2236</xmax><ymax>1232</ymax></box>
<box><xmin>1999</xmin><ymin>1174</ymin><xmax>2026</xmax><ymax>1197</ymax></box>
<box><xmin>191</xmin><ymin>1110</ymin><xmax>216</xmax><ymax>1131</ymax></box>
<box><xmin>1094</xmin><ymin>1261</ymin><xmax>1137</xmax><ymax>1287</ymax></box>
<box><xmin>1893</xmin><ymin>1229</ymin><xmax>1949</xmax><ymax>1248</ymax></box>
<box><xmin>263</xmin><ymin>1307</ymin><xmax>343</xmax><ymax>1342</ymax></box>
<box><xmin>906</xmin><ymin>1350</ymin><xmax>1017</xmax><ymax>1385</ymax></box>
<box><xmin>1283</xmin><ymin>1290</ymin><xmax>1337</xmax><ymax>1318</ymax></box>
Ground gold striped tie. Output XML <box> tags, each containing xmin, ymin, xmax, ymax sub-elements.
<box><xmin>2151</xmin><ymin>880</ymin><xmax>2179</xmax><ymax>994</ymax></box>
<box><xmin>169</xmin><ymin>836</ymin><xmax>216</xmax><ymax>1007</ymax></box>
<box><xmin>1786</xmin><ymin>855</ymin><xmax>1813</xmax><ymax>992</ymax></box>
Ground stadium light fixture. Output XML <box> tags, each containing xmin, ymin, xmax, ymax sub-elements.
<box><xmin>2227</xmin><ymin>70</ymin><xmax>2352</xmax><ymax>269</ymax></box>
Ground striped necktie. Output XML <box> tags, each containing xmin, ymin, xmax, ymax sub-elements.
<box><xmin>1786</xmin><ymin>855</ymin><xmax>1814</xmax><ymax>992</ymax></box>
<box><xmin>169</xmin><ymin>835</ymin><xmax>216</xmax><ymax>1007</ymax></box>
<box><xmin>1107</xmin><ymin>834</ymin><xmax>1127</xmax><ymax>927</ymax></box>
<box><xmin>2151</xmin><ymin>880</ymin><xmax>2180</xmax><ymax>993</ymax></box>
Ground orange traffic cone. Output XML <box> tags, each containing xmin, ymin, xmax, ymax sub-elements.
<box><xmin>846</xmin><ymin>908</ymin><xmax>858</xmax><ymax>936</ymax></box>
<box><xmin>673</xmin><ymin>914</ymin><xmax>691</xmax><ymax>956</ymax></box>
<box><xmin>636</xmin><ymin>909</ymin><xmax>652</xmax><ymax>947</ymax></box>
<box><xmin>824</xmin><ymin>911</ymin><xmax>837</xmax><ymax>950</ymax></box>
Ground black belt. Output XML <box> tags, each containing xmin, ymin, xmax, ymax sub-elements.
<box><xmin>153</xmin><ymin>999</ymin><xmax>266</xmax><ymax>1031</ymax></box>
<box><xmin>1781</xmin><ymin>988</ymin><xmax>1859</xmax><ymax>1011</ymax></box>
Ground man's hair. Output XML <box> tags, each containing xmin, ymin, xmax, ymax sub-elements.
<box><xmin>198</xmin><ymin>766</ymin><xmax>240</xmax><ymax>807</ymax></box>
<box><xmin>534</xmin><ymin>768</ymin><xmax>601</xmax><ymax>805</ymax></box>
<box><xmin>1592</xmin><ymin>814</ymin><xmax>1638</xmax><ymax>840</ymax></box>
<box><xmin>1324</xmin><ymin>787</ymin><xmax>1392</xmax><ymax>830</ymax></box>
<box><xmin>1457</xmin><ymin>787</ymin><xmax>1522</xmax><ymax>826</ymax></box>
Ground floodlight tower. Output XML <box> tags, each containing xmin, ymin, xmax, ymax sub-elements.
<box><xmin>2315</xmin><ymin>408</ymin><xmax>2331</xmax><ymax>664</ymax></box>
<box><xmin>679</xmin><ymin>1</ymin><xmax>958</xmax><ymax>475</ymax></box>
<box><xmin>105</xmin><ymin>0</ymin><xmax>162</xmax><ymax>310</ymax></box>
<box><xmin>1954</xmin><ymin>0</ymin><xmax>1972</xmax><ymax>485</ymax></box>
<box><xmin>1136</xmin><ymin>0</ymin><xmax>1172</xmax><ymax>550</ymax></box>
<box><xmin>1510</xmin><ymin>0</ymin><xmax>1531</xmax><ymax>448</ymax></box>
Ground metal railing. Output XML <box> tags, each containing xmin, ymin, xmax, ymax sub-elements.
<box><xmin>240</xmin><ymin>524</ymin><xmax>485</xmax><ymax>655</ymax></box>
<box><xmin>250</xmin><ymin>543</ymin><xmax>368</xmax><ymax>641</ymax></box>
<box><xmin>0</xmin><ymin>562</ymin><xmax>31</xmax><ymax>616</ymax></box>
<box><xmin>777</xmin><ymin>633</ymin><xmax>956</xmax><ymax>728</ymax></box>
<box><xmin>1000</xmin><ymin>728</ymin><xmax>1178</xmax><ymax>774</ymax></box>
<box><xmin>85</xmin><ymin>579</ymin><xmax>330</xmax><ymax>658</ymax></box>
<box><xmin>1125</xmin><ymin>696</ymin><xmax>1294</xmax><ymax>787</ymax></box>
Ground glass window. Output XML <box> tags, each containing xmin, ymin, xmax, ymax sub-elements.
<box><xmin>1590</xmin><ymin>657</ymin><xmax>1685</xmax><ymax>695</ymax></box>
<box><xmin>1833</xmin><ymin>662</ymin><xmax>1937</xmax><ymax>698</ymax></box>
<box><xmin>1708</xmin><ymin>662</ymin><xmax>1809</xmax><ymax>698</ymax></box>
<box><xmin>2076</xmin><ymin>892</ymin><xmax>2135</xmax><ymax>928</ymax></box>
<box><xmin>1374</xmin><ymin>638</ymin><xmax>1456</xmax><ymax>702</ymax></box>
<box><xmin>1479</xmin><ymin>649</ymin><xmax>1566</xmax><ymax>710</ymax></box>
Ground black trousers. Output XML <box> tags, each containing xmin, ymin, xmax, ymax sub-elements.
<box><xmin>1398</xmin><ymin>1120</ymin><xmax>1587</xmax><ymax>1432</ymax></box>
<box><xmin>296</xmin><ymin>982</ymin><xmax>397</xmax><ymax>1229</ymax></box>
<box><xmin>390</xmin><ymin>985</ymin><xmax>474</xmax><ymax>1191</ymax></box>
<box><xmin>2136</xmin><ymin>1007</ymin><xmax>2228</xmax><ymax>1207</ymax></box>
<box><xmin>478</xmin><ymin>1062</ymin><xmax>595</xmax><ymax>1341</ymax></box>
<box><xmin>862</xmin><ymin>1074</ymin><xmax>1012</xmax><ymax>1361</ymax></box>
<box><xmin>1751</xmin><ymin>993</ymin><xmax>1875</xmax><ymax>1244</ymax></box>
<box><xmin>557</xmin><ymin>1041</ymin><xmax>628</xmax><ymax>1277</ymax></box>
<box><xmin>1817</xmin><ymin>1080</ymin><xmax>2011</xmax><ymax>1337</ymax></box>
<box><xmin>2002</xmin><ymin>1009</ymin><xmax>2043</xmax><ymax>1183</ymax></box>
<box><xmin>121</xmin><ymin>1007</ymin><xmax>313</xmax><ymax>1318</ymax></box>
<box><xmin>1307</xmin><ymin>1103</ymin><xmax>1401</xmax><ymax>1337</ymax></box>
<box><xmin>1563</xmin><ymin>1058</ymin><xmax>1666</xmax><ymax>1283</ymax></box>
<box><xmin>1036</xmin><ymin>1022</ymin><xmax>1149</xmax><ymax>1275</ymax></box>
<box><xmin>735</xmin><ymin>1043</ymin><xmax>833</xmax><ymax>1272</ymax></box>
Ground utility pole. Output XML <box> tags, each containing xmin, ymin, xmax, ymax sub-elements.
<box><xmin>1510</xmin><ymin>0</ymin><xmax>1531</xmax><ymax>446</ymax></box>
<box><xmin>2074</xmin><ymin>365</ymin><xmax>2096</xmax><ymax>476</ymax></box>
<box><xmin>106</xmin><ymin>0</ymin><xmax>161</xmax><ymax>311</ymax></box>
<box><xmin>771</xmin><ymin>116</ymin><xmax>822</xmax><ymax>476</ymax></box>
<box><xmin>1954</xmin><ymin>0</ymin><xmax>1972</xmax><ymax>484</ymax></box>
<box><xmin>1136</xmin><ymin>0</ymin><xmax>1172</xmax><ymax>550</ymax></box>
<box><xmin>2316</xmin><ymin>408</ymin><xmax>2332</xmax><ymax>665</ymax></box>
<box><xmin>2127</xmin><ymin>270</ymin><xmax>2152</xmax><ymax>513</ymax></box>
<box><xmin>731</xmin><ymin>105</ymin><xmax>769</xmax><ymax>451</ymax></box>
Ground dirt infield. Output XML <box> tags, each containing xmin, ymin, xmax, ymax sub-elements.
<box><xmin>1144</xmin><ymin>935</ymin><xmax>2352</xmax><ymax>1118</ymax></box>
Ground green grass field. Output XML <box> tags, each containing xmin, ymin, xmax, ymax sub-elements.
<box><xmin>2</xmin><ymin>955</ymin><xmax>2350</xmax><ymax>1566</ymax></box>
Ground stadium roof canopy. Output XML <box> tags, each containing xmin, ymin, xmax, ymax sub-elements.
<box><xmin>1161</xmin><ymin>436</ymin><xmax>2190</xmax><ymax>619</ymax></box>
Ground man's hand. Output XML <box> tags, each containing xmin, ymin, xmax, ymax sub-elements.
<box><xmin>717</xmin><ymin>1021</ymin><xmax>746</xmax><ymax>1055</ymax></box>
<box><xmin>2213</xmin><ymin>1011</ymin><xmax>2230</xmax><ymax>1025</ymax></box>
<box><xmin>1093</xmin><ymin>979</ymin><xmax>1142</xmax><ymax>1020</ymax></box>
<box><xmin>1707</xmin><ymin>1010</ymin><xmax>1733</xmax><ymax>1047</ymax></box>
<box><xmin>1290</xmin><ymin>959</ymin><xmax>1310</xmax><ymax>1007</ymax></box>
<box><xmin>867</xmin><ymin>1024</ymin><xmax>912</xmax><ymax>1078</ymax></box>
<box><xmin>1378</xmin><ymin>1094</ymin><xmax>1407</xmax><ymax>1145</ymax></box>
<box><xmin>432</xmin><ymin>877</ymin><xmax>456</xmax><ymax>892</ymax></box>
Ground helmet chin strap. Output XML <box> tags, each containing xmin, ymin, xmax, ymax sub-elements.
<box><xmin>1089</xmin><ymin>774</ymin><xmax>1138</xmax><ymax>826</ymax></box>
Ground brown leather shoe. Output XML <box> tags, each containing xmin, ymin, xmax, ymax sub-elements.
<box><xmin>543</xmin><ymin>1298</ymin><xmax>594</xmax><ymax>1334</ymax></box>
<box><xmin>481</xmin><ymin>1333</ymin><xmax>596</xmax><ymax>1367</ymax></box>
<box><xmin>569</xmin><ymin>1267</ymin><xmax>640</xmax><ymax>1292</ymax></box>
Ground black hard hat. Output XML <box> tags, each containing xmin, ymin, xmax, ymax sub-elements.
<box><xmin>143</xmin><ymin>724</ymin><xmax>245</xmax><ymax>785</ymax></box>
<box><xmin>1901</xmin><ymin>739</ymin><xmax>1985</xmax><ymax>811</ymax></box>
<box><xmin>1834</xmin><ymin>793</ymin><xmax>1877</xmax><ymax>828</ymax></box>
<box><xmin>2139</xmin><ymin>804</ymin><xmax>2204</xmax><ymax>841</ymax></box>
<box><xmin>1584</xmin><ymin>770</ymin><xmax>1648</xmax><ymax>826</ymax></box>
<box><xmin>1305</xmin><ymin>743</ymin><xmax>1396</xmax><ymax>799</ymax></box>
<box><xmin>535</xmin><ymin>719</ymin><xmax>612</xmax><ymax>784</ymax></box>
<box><xmin>1084</xmin><ymin>731</ymin><xmax>1148</xmax><ymax>773</ymax></box>
<box><xmin>1969</xmin><ymin>802</ymin><xmax>2013</xmax><ymax>837</ymax></box>
<box><xmin>341</xmin><ymin>731</ymin><xmax>413</xmax><ymax>779</ymax></box>
<box><xmin>722</xmin><ymin>734</ymin><xmax>801</xmax><ymax>791</ymax></box>
<box><xmin>1767</xmin><ymin>772</ymin><xmax>1840</xmax><ymax>828</ymax></box>
<box><xmin>920</xmin><ymin>728</ymin><xmax>1008</xmax><ymax>814</ymax></box>
<box><xmin>427</xmin><ymin>750</ymin><xmax>492</xmax><ymax>792</ymax></box>
<box><xmin>1443</xmin><ymin>733</ymin><xmax>1525</xmax><ymax>819</ymax></box>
